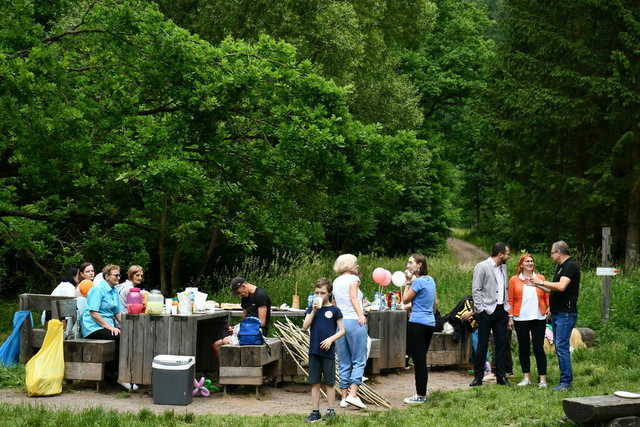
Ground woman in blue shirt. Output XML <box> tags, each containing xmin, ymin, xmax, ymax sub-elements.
<box><xmin>82</xmin><ymin>264</ymin><xmax>136</xmax><ymax>390</ymax></box>
<box><xmin>402</xmin><ymin>253</ymin><xmax>438</xmax><ymax>404</ymax></box>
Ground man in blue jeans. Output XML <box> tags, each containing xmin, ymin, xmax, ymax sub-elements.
<box><xmin>530</xmin><ymin>241</ymin><xmax>580</xmax><ymax>391</ymax></box>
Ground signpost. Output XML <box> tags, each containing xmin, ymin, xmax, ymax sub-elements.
<box><xmin>599</xmin><ymin>227</ymin><xmax>616</xmax><ymax>323</ymax></box>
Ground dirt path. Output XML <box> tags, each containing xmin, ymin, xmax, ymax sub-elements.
<box><xmin>0</xmin><ymin>369</ymin><xmax>472</xmax><ymax>415</ymax></box>
<box><xmin>447</xmin><ymin>237</ymin><xmax>488</xmax><ymax>266</ymax></box>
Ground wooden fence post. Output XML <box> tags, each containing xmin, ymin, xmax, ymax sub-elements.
<box><xmin>601</xmin><ymin>227</ymin><xmax>612</xmax><ymax>323</ymax></box>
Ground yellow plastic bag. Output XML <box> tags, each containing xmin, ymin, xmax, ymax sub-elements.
<box><xmin>25</xmin><ymin>319</ymin><xmax>64</xmax><ymax>396</ymax></box>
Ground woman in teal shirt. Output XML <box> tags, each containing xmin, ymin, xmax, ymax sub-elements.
<box><xmin>81</xmin><ymin>264</ymin><xmax>136</xmax><ymax>390</ymax></box>
<box><xmin>402</xmin><ymin>253</ymin><xmax>438</xmax><ymax>404</ymax></box>
<box><xmin>82</xmin><ymin>264</ymin><xmax>124</xmax><ymax>338</ymax></box>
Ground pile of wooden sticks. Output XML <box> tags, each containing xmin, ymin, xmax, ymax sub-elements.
<box><xmin>274</xmin><ymin>317</ymin><xmax>391</xmax><ymax>408</ymax></box>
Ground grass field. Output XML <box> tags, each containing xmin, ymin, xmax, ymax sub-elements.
<box><xmin>1</xmin><ymin>248</ymin><xmax>639</xmax><ymax>425</ymax></box>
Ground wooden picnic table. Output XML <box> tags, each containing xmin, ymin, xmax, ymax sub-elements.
<box><xmin>118</xmin><ymin>311</ymin><xmax>229</xmax><ymax>385</ymax></box>
<box><xmin>366</xmin><ymin>310</ymin><xmax>407</xmax><ymax>371</ymax></box>
<box><xmin>227</xmin><ymin>308</ymin><xmax>407</xmax><ymax>372</ymax></box>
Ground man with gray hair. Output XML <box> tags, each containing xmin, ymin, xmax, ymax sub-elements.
<box><xmin>530</xmin><ymin>241</ymin><xmax>580</xmax><ymax>391</ymax></box>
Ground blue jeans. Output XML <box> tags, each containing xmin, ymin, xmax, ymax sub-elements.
<box><xmin>552</xmin><ymin>312</ymin><xmax>577</xmax><ymax>386</ymax></box>
<box><xmin>335</xmin><ymin>319</ymin><xmax>368</xmax><ymax>389</ymax></box>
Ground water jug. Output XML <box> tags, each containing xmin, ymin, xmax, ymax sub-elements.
<box><xmin>147</xmin><ymin>289</ymin><xmax>164</xmax><ymax>315</ymax></box>
<box><xmin>127</xmin><ymin>288</ymin><xmax>144</xmax><ymax>314</ymax></box>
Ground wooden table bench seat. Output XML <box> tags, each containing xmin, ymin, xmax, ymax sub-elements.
<box><xmin>427</xmin><ymin>331</ymin><xmax>472</xmax><ymax>367</ymax></box>
<box><xmin>219</xmin><ymin>337</ymin><xmax>282</xmax><ymax>392</ymax></box>
<box><xmin>19</xmin><ymin>294</ymin><xmax>116</xmax><ymax>388</ymax></box>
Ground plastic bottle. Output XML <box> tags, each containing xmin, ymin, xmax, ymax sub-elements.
<box><xmin>391</xmin><ymin>293</ymin><xmax>398</xmax><ymax>310</ymax></box>
<box><xmin>307</xmin><ymin>293</ymin><xmax>315</xmax><ymax>309</ymax></box>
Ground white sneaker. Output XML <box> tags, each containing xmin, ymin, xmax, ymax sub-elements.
<box><xmin>118</xmin><ymin>381</ymin><xmax>133</xmax><ymax>391</ymax></box>
<box><xmin>345</xmin><ymin>395</ymin><xmax>366</xmax><ymax>409</ymax></box>
<box><xmin>132</xmin><ymin>383</ymin><xmax>139</xmax><ymax>391</ymax></box>
<box><xmin>538</xmin><ymin>382</ymin><xmax>548</xmax><ymax>388</ymax></box>
<box><xmin>403</xmin><ymin>395</ymin><xmax>426</xmax><ymax>404</ymax></box>
<box><xmin>517</xmin><ymin>378</ymin><xmax>531</xmax><ymax>386</ymax></box>
<box><xmin>339</xmin><ymin>399</ymin><xmax>348</xmax><ymax>408</ymax></box>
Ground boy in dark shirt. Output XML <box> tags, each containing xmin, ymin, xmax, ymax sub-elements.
<box><xmin>303</xmin><ymin>278</ymin><xmax>345</xmax><ymax>423</ymax></box>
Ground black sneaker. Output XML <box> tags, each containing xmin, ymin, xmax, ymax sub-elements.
<box><xmin>305</xmin><ymin>410</ymin><xmax>321</xmax><ymax>423</ymax></box>
<box><xmin>324</xmin><ymin>408</ymin><xmax>336</xmax><ymax>420</ymax></box>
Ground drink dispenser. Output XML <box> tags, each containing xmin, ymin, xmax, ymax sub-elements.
<box><xmin>147</xmin><ymin>290</ymin><xmax>164</xmax><ymax>315</ymax></box>
<box><xmin>127</xmin><ymin>287</ymin><xmax>144</xmax><ymax>314</ymax></box>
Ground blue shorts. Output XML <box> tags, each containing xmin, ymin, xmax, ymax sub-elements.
<box><xmin>308</xmin><ymin>354</ymin><xmax>335</xmax><ymax>385</ymax></box>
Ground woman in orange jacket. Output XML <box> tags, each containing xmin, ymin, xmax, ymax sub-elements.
<box><xmin>508</xmin><ymin>253</ymin><xmax>550</xmax><ymax>388</ymax></box>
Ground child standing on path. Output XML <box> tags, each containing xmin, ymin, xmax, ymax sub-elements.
<box><xmin>303</xmin><ymin>278</ymin><xmax>345</xmax><ymax>423</ymax></box>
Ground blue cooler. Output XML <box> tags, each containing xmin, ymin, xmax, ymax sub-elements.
<box><xmin>152</xmin><ymin>355</ymin><xmax>195</xmax><ymax>405</ymax></box>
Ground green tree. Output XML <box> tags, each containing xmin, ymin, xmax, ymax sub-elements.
<box><xmin>1</xmin><ymin>0</ymin><xmax>444</xmax><ymax>294</ymax></box>
<box><xmin>154</xmin><ymin>0</ymin><xmax>437</xmax><ymax>133</ymax></box>
<box><xmin>484</xmin><ymin>0</ymin><xmax>640</xmax><ymax>260</ymax></box>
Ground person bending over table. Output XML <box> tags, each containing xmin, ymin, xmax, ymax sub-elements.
<box><xmin>211</xmin><ymin>277</ymin><xmax>272</xmax><ymax>369</ymax></box>
<box><xmin>81</xmin><ymin>264</ymin><xmax>137</xmax><ymax>391</ymax></box>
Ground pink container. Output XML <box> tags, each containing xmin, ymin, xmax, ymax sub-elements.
<box><xmin>127</xmin><ymin>287</ymin><xmax>144</xmax><ymax>314</ymax></box>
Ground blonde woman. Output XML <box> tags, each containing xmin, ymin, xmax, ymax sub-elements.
<box><xmin>332</xmin><ymin>254</ymin><xmax>367</xmax><ymax>409</ymax></box>
<box><xmin>116</xmin><ymin>265</ymin><xmax>144</xmax><ymax>310</ymax></box>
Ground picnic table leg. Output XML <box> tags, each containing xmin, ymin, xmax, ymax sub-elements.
<box><xmin>223</xmin><ymin>385</ymin><xmax>227</xmax><ymax>396</ymax></box>
<box><xmin>255</xmin><ymin>386</ymin><xmax>259</xmax><ymax>398</ymax></box>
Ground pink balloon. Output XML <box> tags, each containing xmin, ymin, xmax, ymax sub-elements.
<box><xmin>372</xmin><ymin>267</ymin><xmax>387</xmax><ymax>285</ymax></box>
<box><xmin>380</xmin><ymin>269</ymin><xmax>392</xmax><ymax>287</ymax></box>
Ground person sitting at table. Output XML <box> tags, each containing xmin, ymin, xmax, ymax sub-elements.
<box><xmin>115</xmin><ymin>265</ymin><xmax>145</xmax><ymax>311</ymax></box>
<box><xmin>81</xmin><ymin>264</ymin><xmax>137</xmax><ymax>391</ymax></box>
<box><xmin>211</xmin><ymin>277</ymin><xmax>272</xmax><ymax>370</ymax></box>
<box><xmin>41</xmin><ymin>266</ymin><xmax>80</xmax><ymax>326</ymax></box>
<box><xmin>76</xmin><ymin>262</ymin><xmax>95</xmax><ymax>295</ymax></box>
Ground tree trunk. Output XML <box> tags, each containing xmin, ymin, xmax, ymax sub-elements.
<box><xmin>625</xmin><ymin>132</ymin><xmax>640</xmax><ymax>270</ymax></box>
<box><xmin>625</xmin><ymin>179</ymin><xmax>640</xmax><ymax>270</ymax></box>
<box><xmin>158</xmin><ymin>196</ymin><xmax>169</xmax><ymax>296</ymax></box>
<box><xmin>194</xmin><ymin>226</ymin><xmax>221</xmax><ymax>286</ymax></box>
<box><xmin>170</xmin><ymin>247</ymin><xmax>182</xmax><ymax>295</ymax></box>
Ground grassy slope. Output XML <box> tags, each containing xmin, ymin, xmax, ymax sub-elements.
<box><xmin>1</xmin><ymin>250</ymin><xmax>639</xmax><ymax>425</ymax></box>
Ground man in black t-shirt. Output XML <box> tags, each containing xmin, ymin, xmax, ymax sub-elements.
<box><xmin>230</xmin><ymin>276</ymin><xmax>272</xmax><ymax>336</ymax></box>
<box><xmin>530</xmin><ymin>241</ymin><xmax>580</xmax><ymax>391</ymax></box>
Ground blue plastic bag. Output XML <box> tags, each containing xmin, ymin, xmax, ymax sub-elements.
<box><xmin>0</xmin><ymin>311</ymin><xmax>33</xmax><ymax>366</ymax></box>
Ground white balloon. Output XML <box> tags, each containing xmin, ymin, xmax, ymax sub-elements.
<box><xmin>391</xmin><ymin>271</ymin><xmax>406</xmax><ymax>287</ymax></box>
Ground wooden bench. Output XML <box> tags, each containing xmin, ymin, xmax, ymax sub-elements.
<box><xmin>366</xmin><ymin>337</ymin><xmax>382</xmax><ymax>374</ymax></box>
<box><xmin>427</xmin><ymin>331</ymin><xmax>472</xmax><ymax>367</ymax></box>
<box><xmin>563</xmin><ymin>395</ymin><xmax>640</xmax><ymax>424</ymax></box>
<box><xmin>219</xmin><ymin>337</ymin><xmax>282</xmax><ymax>394</ymax></box>
<box><xmin>19</xmin><ymin>294</ymin><xmax>116</xmax><ymax>389</ymax></box>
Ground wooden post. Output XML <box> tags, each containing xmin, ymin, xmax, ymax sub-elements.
<box><xmin>601</xmin><ymin>227</ymin><xmax>612</xmax><ymax>323</ymax></box>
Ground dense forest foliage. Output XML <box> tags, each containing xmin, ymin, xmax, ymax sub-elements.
<box><xmin>1</xmin><ymin>0</ymin><xmax>639</xmax><ymax>295</ymax></box>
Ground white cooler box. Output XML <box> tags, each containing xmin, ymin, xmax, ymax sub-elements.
<box><xmin>152</xmin><ymin>355</ymin><xmax>195</xmax><ymax>405</ymax></box>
